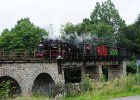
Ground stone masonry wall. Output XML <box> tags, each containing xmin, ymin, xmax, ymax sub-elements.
<box><xmin>0</xmin><ymin>61</ymin><xmax>128</xmax><ymax>95</ymax></box>
<box><xmin>0</xmin><ymin>63</ymin><xmax>64</xmax><ymax>96</ymax></box>
<box><xmin>82</xmin><ymin>61</ymin><xmax>128</xmax><ymax>81</ymax></box>
<box><xmin>108</xmin><ymin>61</ymin><xmax>128</xmax><ymax>80</ymax></box>
<box><xmin>81</xmin><ymin>65</ymin><xmax>102</xmax><ymax>81</ymax></box>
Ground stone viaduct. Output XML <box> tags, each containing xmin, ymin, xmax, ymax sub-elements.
<box><xmin>0</xmin><ymin>57</ymin><xmax>129</xmax><ymax>96</ymax></box>
<box><xmin>0</xmin><ymin>62</ymin><xmax>64</xmax><ymax>96</ymax></box>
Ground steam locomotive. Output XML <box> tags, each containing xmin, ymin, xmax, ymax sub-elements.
<box><xmin>35</xmin><ymin>38</ymin><xmax>130</xmax><ymax>59</ymax></box>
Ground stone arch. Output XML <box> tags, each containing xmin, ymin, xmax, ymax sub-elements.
<box><xmin>0</xmin><ymin>76</ymin><xmax>22</xmax><ymax>97</ymax></box>
<box><xmin>32</xmin><ymin>73</ymin><xmax>55</xmax><ymax>96</ymax></box>
<box><xmin>31</xmin><ymin>63</ymin><xmax>62</xmax><ymax>84</ymax></box>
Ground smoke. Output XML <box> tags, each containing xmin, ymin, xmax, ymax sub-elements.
<box><xmin>43</xmin><ymin>24</ymin><xmax>99</xmax><ymax>45</ymax></box>
<box><xmin>61</xmin><ymin>33</ymin><xmax>98</xmax><ymax>45</ymax></box>
<box><xmin>40</xmin><ymin>23</ymin><xmax>115</xmax><ymax>51</ymax></box>
<box><xmin>43</xmin><ymin>24</ymin><xmax>61</xmax><ymax>40</ymax></box>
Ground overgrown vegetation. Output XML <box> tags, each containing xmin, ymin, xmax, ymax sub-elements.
<box><xmin>11</xmin><ymin>96</ymin><xmax>51</xmax><ymax>100</ymax></box>
<box><xmin>0</xmin><ymin>80</ymin><xmax>13</xmax><ymax>100</ymax></box>
<box><xmin>64</xmin><ymin>74</ymin><xmax>140</xmax><ymax>100</ymax></box>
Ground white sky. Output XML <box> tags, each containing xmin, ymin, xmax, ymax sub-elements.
<box><xmin>0</xmin><ymin>0</ymin><xmax>140</xmax><ymax>36</ymax></box>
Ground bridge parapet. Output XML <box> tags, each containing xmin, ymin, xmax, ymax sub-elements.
<box><xmin>0</xmin><ymin>49</ymin><xmax>130</xmax><ymax>62</ymax></box>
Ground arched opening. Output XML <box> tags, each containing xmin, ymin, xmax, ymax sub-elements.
<box><xmin>64</xmin><ymin>67</ymin><xmax>81</xmax><ymax>83</ymax></box>
<box><xmin>0</xmin><ymin>76</ymin><xmax>22</xmax><ymax>97</ymax></box>
<box><xmin>32</xmin><ymin>73</ymin><xmax>55</xmax><ymax>96</ymax></box>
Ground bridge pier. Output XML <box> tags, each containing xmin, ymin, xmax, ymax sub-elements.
<box><xmin>81</xmin><ymin>65</ymin><xmax>103</xmax><ymax>81</ymax></box>
<box><xmin>98</xmin><ymin>65</ymin><xmax>103</xmax><ymax>79</ymax></box>
<box><xmin>81</xmin><ymin>61</ymin><xmax>128</xmax><ymax>81</ymax></box>
<box><xmin>108</xmin><ymin>61</ymin><xmax>128</xmax><ymax>80</ymax></box>
<box><xmin>21</xmin><ymin>83</ymin><xmax>32</xmax><ymax>96</ymax></box>
<box><xmin>81</xmin><ymin>66</ymin><xmax>85</xmax><ymax>82</ymax></box>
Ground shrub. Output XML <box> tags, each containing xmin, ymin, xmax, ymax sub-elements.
<box><xmin>0</xmin><ymin>80</ymin><xmax>12</xmax><ymax>100</ymax></box>
<box><xmin>81</xmin><ymin>74</ymin><xmax>140</xmax><ymax>97</ymax></box>
<box><xmin>81</xmin><ymin>75</ymin><xmax>94</xmax><ymax>92</ymax></box>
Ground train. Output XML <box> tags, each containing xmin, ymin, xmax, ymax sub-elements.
<box><xmin>35</xmin><ymin>38</ymin><xmax>130</xmax><ymax>59</ymax></box>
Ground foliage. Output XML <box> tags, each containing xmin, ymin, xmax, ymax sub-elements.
<box><xmin>92</xmin><ymin>22</ymin><xmax>115</xmax><ymax>46</ymax></box>
<box><xmin>127</xmin><ymin>60</ymin><xmax>137</xmax><ymax>74</ymax></box>
<box><xmin>118</xmin><ymin>14</ymin><xmax>140</xmax><ymax>58</ymax></box>
<box><xmin>90</xmin><ymin>0</ymin><xmax>125</xmax><ymax>32</ymax></box>
<box><xmin>61</xmin><ymin>0</ymin><xmax>125</xmax><ymax>46</ymax></box>
<box><xmin>61</xmin><ymin>0</ymin><xmax>140</xmax><ymax>72</ymax></box>
<box><xmin>0</xmin><ymin>80</ymin><xmax>12</xmax><ymax>100</ymax></box>
<box><xmin>118</xmin><ymin>16</ymin><xmax>140</xmax><ymax>71</ymax></box>
<box><xmin>128</xmin><ymin>15</ymin><xmax>140</xmax><ymax>57</ymax></box>
<box><xmin>109</xmin><ymin>48</ymin><xmax>118</xmax><ymax>55</ymax></box>
<box><xmin>64</xmin><ymin>74</ymin><xmax>140</xmax><ymax>100</ymax></box>
<box><xmin>81</xmin><ymin>75</ymin><xmax>94</xmax><ymax>92</ymax></box>
<box><xmin>9</xmin><ymin>96</ymin><xmax>51</xmax><ymax>100</ymax></box>
<box><xmin>61</xmin><ymin>22</ymin><xmax>76</xmax><ymax>34</ymax></box>
<box><xmin>0</xmin><ymin>18</ymin><xmax>48</xmax><ymax>52</ymax></box>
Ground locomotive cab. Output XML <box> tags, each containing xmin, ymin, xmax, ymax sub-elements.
<box><xmin>83</xmin><ymin>44</ymin><xmax>92</xmax><ymax>55</ymax></box>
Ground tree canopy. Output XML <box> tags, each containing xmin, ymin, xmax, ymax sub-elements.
<box><xmin>0</xmin><ymin>18</ymin><xmax>48</xmax><ymax>52</ymax></box>
<box><xmin>119</xmin><ymin>14</ymin><xmax>140</xmax><ymax>57</ymax></box>
<box><xmin>61</xmin><ymin>0</ymin><xmax>124</xmax><ymax>46</ymax></box>
<box><xmin>90</xmin><ymin>0</ymin><xmax>125</xmax><ymax>32</ymax></box>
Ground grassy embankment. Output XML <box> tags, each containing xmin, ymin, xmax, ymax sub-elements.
<box><xmin>8</xmin><ymin>96</ymin><xmax>51</xmax><ymax>100</ymax></box>
<box><xmin>64</xmin><ymin>74</ymin><xmax>140</xmax><ymax>100</ymax></box>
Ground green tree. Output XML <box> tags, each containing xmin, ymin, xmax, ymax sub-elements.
<box><xmin>89</xmin><ymin>0</ymin><xmax>126</xmax><ymax>46</ymax></box>
<box><xmin>61</xmin><ymin>0</ymin><xmax>125</xmax><ymax>46</ymax></box>
<box><xmin>0</xmin><ymin>18</ymin><xmax>48</xmax><ymax>52</ymax></box>
<box><xmin>118</xmin><ymin>14</ymin><xmax>140</xmax><ymax>55</ymax></box>
<box><xmin>61</xmin><ymin>22</ymin><xmax>76</xmax><ymax>34</ymax></box>
<box><xmin>90</xmin><ymin>0</ymin><xmax>125</xmax><ymax>32</ymax></box>
<box><xmin>117</xmin><ymin>15</ymin><xmax>140</xmax><ymax>73</ymax></box>
<box><xmin>117</xmin><ymin>25</ymin><xmax>134</xmax><ymax>48</ymax></box>
<box><xmin>93</xmin><ymin>22</ymin><xmax>115</xmax><ymax>46</ymax></box>
<box><xmin>132</xmin><ymin>15</ymin><xmax>140</xmax><ymax>55</ymax></box>
<box><xmin>61</xmin><ymin>19</ymin><xmax>94</xmax><ymax>35</ymax></box>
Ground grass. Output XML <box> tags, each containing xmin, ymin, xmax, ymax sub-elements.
<box><xmin>64</xmin><ymin>90</ymin><xmax>140</xmax><ymax>100</ymax></box>
<box><xmin>7</xmin><ymin>92</ymin><xmax>140</xmax><ymax>100</ymax></box>
<box><xmin>63</xmin><ymin>74</ymin><xmax>140</xmax><ymax>100</ymax></box>
<box><xmin>8</xmin><ymin>96</ymin><xmax>52</xmax><ymax>100</ymax></box>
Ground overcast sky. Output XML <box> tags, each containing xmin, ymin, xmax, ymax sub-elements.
<box><xmin>0</xmin><ymin>0</ymin><xmax>140</xmax><ymax>36</ymax></box>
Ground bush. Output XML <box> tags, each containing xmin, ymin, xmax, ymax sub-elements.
<box><xmin>81</xmin><ymin>74</ymin><xmax>140</xmax><ymax>97</ymax></box>
<box><xmin>81</xmin><ymin>75</ymin><xmax>94</xmax><ymax>92</ymax></box>
<box><xmin>62</xmin><ymin>74</ymin><xmax>140</xmax><ymax>100</ymax></box>
<box><xmin>0</xmin><ymin>80</ymin><xmax>12</xmax><ymax>100</ymax></box>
